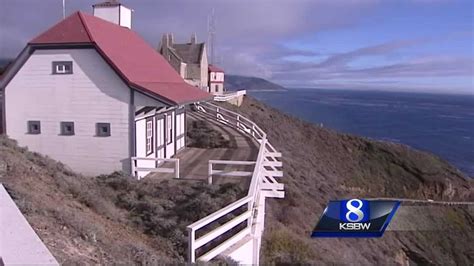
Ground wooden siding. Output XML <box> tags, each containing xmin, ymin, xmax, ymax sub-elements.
<box><xmin>4</xmin><ymin>49</ymin><xmax>131</xmax><ymax>176</ymax></box>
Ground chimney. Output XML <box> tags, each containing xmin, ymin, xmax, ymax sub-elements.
<box><xmin>160</xmin><ymin>34</ymin><xmax>169</xmax><ymax>51</ymax></box>
<box><xmin>92</xmin><ymin>0</ymin><xmax>133</xmax><ymax>29</ymax></box>
<box><xmin>190</xmin><ymin>33</ymin><xmax>197</xmax><ymax>44</ymax></box>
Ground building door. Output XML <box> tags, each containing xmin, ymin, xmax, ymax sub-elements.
<box><xmin>156</xmin><ymin>116</ymin><xmax>165</xmax><ymax>158</ymax></box>
<box><xmin>165</xmin><ymin>112</ymin><xmax>175</xmax><ymax>158</ymax></box>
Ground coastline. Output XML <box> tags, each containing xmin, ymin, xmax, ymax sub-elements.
<box><xmin>246</xmin><ymin>89</ymin><xmax>474</xmax><ymax>177</ymax></box>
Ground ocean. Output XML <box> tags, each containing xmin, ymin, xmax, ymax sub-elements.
<box><xmin>248</xmin><ymin>89</ymin><xmax>474</xmax><ymax>177</ymax></box>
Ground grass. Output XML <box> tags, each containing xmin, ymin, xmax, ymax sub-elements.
<box><xmin>262</xmin><ymin>228</ymin><xmax>315</xmax><ymax>264</ymax></box>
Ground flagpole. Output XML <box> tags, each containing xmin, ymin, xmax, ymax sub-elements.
<box><xmin>62</xmin><ymin>0</ymin><xmax>65</xmax><ymax>19</ymax></box>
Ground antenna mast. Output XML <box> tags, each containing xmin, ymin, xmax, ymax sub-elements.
<box><xmin>207</xmin><ymin>8</ymin><xmax>216</xmax><ymax>64</ymax></box>
<box><xmin>62</xmin><ymin>0</ymin><xmax>66</xmax><ymax>19</ymax></box>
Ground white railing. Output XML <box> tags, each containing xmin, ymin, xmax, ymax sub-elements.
<box><xmin>208</xmin><ymin>160</ymin><xmax>256</xmax><ymax>184</ymax></box>
<box><xmin>194</xmin><ymin>101</ymin><xmax>266</xmax><ymax>141</ymax></box>
<box><xmin>214</xmin><ymin>90</ymin><xmax>247</xmax><ymax>102</ymax></box>
<box><xmin>131</xmin><ymin>157</ymin><xmax>180</xmax><ymax>179</ymax></box>
<box><xmin>187</xmin><ymin>102</ymin><xmax>283</xmax><ymax>263</ymax></box>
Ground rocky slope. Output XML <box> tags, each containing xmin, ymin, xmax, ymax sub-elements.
<box><xmin>219</xmin><ymin>96</ymin><xmax>473</xmax><ymax>265</ymax></box>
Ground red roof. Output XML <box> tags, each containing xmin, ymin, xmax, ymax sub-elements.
<box><xmin>209</xmin><ymin>64</ymin><xmax>224</xmax><ymax>73</ymax></box>
<box><xmin>29</xmin><ymin>12</ymin><xmax>211</xmax><ymax>105</ymax></box>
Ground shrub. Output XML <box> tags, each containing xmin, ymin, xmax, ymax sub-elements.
<box><xmin>187</xmin><ymin>120</ymin><xmax>236</xmax><ymax>148</ymax></box>
<box><xmin>262</xmin><ymin>229</ymin><xmax>315</xmax><ymax>265</ymax></box>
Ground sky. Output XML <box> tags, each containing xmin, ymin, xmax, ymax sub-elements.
<box><xmin>0</xmin><ymin>0</ymin><xmax>473</xmax><ymax>94</ymax></box>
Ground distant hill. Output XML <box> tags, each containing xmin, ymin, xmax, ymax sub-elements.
<box><xmin>225</xmin><ymin>75</ymin><xmax>287</xmax><ymax>91</ymax></box>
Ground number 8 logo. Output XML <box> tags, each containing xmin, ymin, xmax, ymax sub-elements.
<box><xmin>345</xmin><ymin>199</ymin><xmax>365</xmax><ymax>222</ymax></box>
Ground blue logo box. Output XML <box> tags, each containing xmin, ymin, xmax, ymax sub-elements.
<box><xmin>312</xmin><ymin>199</ymin><xmax>400</xmax><ymax>238</ymax></box>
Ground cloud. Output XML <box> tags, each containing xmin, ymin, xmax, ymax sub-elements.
<box><xmin>345</xmin><ymin>56</ymin><xmax>474</xmax><ymax>78</ymax></box>
<box><xmin>269</xmin><ymin>52</ymin><xmax>473</xmax><ymax>80</ymax></box>
<box><xmin>0</xmin><ymin>0</ymin><xmax>377</xmax><ymax>55</ymax></box>
<box><xmin>223</xmin><ymin>52</ymin><xmax>273</xmax><ymax>79</ymax></box>
<box><xmin>314</xmin><ymin>39</ymin><xmax>424</xmax><ymax>69</ymax></box>
<box><xmin>0</xmin><ymin>0</ymin><xmax>472</xmax><ymax>93</ymax></box>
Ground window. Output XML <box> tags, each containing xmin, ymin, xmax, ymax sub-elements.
<box><xmin>166</xmin><ymin>114</ymin><xmax>173</xmax><ymax>145</ymax></box>
<box><xmin>27</xmin><ymin>121</ymin><xmax>41</xmax><ymax>134</ymax></box>
<box><xmin>146</xmin><ymin>118</ymin><xmax>153</xmax><ymax>155</ymax></box>
<box><xmin>52</xmin><ymin>61</ymin><xmax>73</xmax><ymax>74</ymax></box>
<box><xmin>96</xmin><ymin>123</ymin><xmax>111</xmax><ymax>137</ymax></box>
<box><xmin>60</xmin><ymin>121</ymin><xmax>75</xmax><ymax>135</ymax></box>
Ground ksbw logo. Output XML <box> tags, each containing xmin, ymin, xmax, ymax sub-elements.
<box><xmin>312</xmin><ymin>198</ymin><xmax>400</xmax><ymax>237</ymax></box>
<box><xmin>342</xmin><ymin>199</ymin><xmax>369</xmax><ymax>222</ymax></box>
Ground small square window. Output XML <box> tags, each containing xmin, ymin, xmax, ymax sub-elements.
<box><xmin>96</xmin><ymin>123</ymin><xmax>111</xmax><ymax>137</ymax></box>
<box><xmin>52</xmin><ymin>61</ymin><xmax>73</xmax><ymax>75</ymax></box>
<box><xmin>27</xmin><ymin>121</ymin><xmax>41</xmax><ymax>134</ymax></box>
<box><xmin>60</xmin><ymin>121</ymin><xmax>75</xmax><ymax>136</ymax></box>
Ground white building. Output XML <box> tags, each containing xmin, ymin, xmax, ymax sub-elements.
<box><xmin>208</xmin><ymin>64</ymin><xmax>225</xmax><ymax>95</ymax></box>
<box><xmin>158</xmin><ymin>33</ymin><xmax>210</xmax><ymax>92</ymax></box>
<box><xmin>0</xmin><ymin>3</ymin><xmax>211</xmax><ymax>176</ymax></box>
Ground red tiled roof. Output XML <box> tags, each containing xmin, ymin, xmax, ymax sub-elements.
<box><xmin>31</xmin><ymin>12</ymin><xmax>91</xmax><ymax>44</ymax></box>
<box><xmin>29</xmin><ymin>12</ymin><xmax>211</xmax><ymax>105</ymax></box>
<box><xmin>209</xmin><ymin>64</ymin><xmax>224</xmax><ymax>73</ymax></box>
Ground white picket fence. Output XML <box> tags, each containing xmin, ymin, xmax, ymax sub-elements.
<box><xmin>187</xmin><ymin>102</ymin><xmax>284</xmax><ymax>263</ymax></box>
<box><xmin>131</xmin><ymin>157</ymin><xmax>180</xmax><ymax>179</ymax></box>
<box><xmin>213</xmin><ymin>90</ymin><xmax>247</xmax><ymax>102</ymax></box>
<box><xmin>208</xmin><ymin>160</ymin><xmax>255</xmax><ymax>184</ymax></box>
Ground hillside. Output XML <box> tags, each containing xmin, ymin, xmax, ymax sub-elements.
<box><xmin>219</xmin><ymin>97</ymin><xmax>473</xmax><ymax>264</ymax></box>
<box><xmin>225</xmin><ymin>75</ymin><xmax>287</xmax><ymax>91</ymax></box>
<box><xmin>0</xmin><ymin>96</ymin><xmax>473</xmax><ymax>264</ymax></box>
<box><xmin>0</xmin><ymin>137</ymin><xmax>245</xmax><ymax>264</ymax></box>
